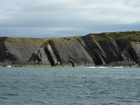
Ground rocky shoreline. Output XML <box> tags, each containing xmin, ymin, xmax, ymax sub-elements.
<box><xmin>0</xmin><ymin>31</ymin><xmax>140</xmax><ymax>67</ymax></box>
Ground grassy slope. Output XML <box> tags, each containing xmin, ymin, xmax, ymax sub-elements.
<box><xmin>105</xmin><ymin>31</ymin><xmax>140</xmax><ymax>41</ymax></box>
<box><xmin>85</xmin><ymin>31</ymin><xmax>140</xmax><ymax>42</ymax></box>
<box><xmin>2</xmin><ymin>31</ymin><xmax>140</xmax><ymax>47</ymax></box>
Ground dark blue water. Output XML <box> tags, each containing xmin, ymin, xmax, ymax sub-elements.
<box><xmin>0</xmin><ymin>67</ymin><xmax>140</xmax><ymax>105</ymax></box>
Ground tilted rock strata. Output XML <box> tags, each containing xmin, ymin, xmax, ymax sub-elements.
<box><xmin>0</xmin><ymin>31</ymin><xmax>140</xmax><ymax>67</ymax></box>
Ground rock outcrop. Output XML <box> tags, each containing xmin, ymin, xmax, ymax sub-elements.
<box><xmin>0</xmin><ymin>31</ymin><xmax>140</xmax><ymax>67</ymax></box>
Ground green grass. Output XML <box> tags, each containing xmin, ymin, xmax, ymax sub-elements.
<box><xmin>5</xmin><ymin>37</ymin><xmax>45</xmax><ymax>45</ymax></box>
<box><xmin>3</xmin><ymin>31</ymin><xmax>140</xmax><ymax>48</ymax></box>
<box><xmin>84</xmin><ymin>31</ymin><xmax>140</xmax><ymax>42</ymax></box>
<box><xmin>88</xmin><ymin>33</ymin><xmax>109</xmax><ymax>41</ymax></box>
<box><xmin>40</xmin><ymin>36</ymin><xmax>83</xmax><ymax>47</ymax></box>
<box><xmin>104</xmin><ymin>31</ymin><xmax>140</xmax><ymax>41</ymax></box>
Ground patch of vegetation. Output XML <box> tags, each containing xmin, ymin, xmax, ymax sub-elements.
<box><xmin>5</xmin><ymin>37</ymin><xmax>45</xmax><ymax>45</ymax></box>
<box><xmin>40</xmin><ymin>36</ymin><xmax>83</xmax><ymax>47</ymax></box>
<box><xmin>4</xmin><ymin>31</ymin><xmax>140</xmax><ymax>48</ymax></box>
<box><xmin>89</xmin><ymin>34</ymin><xmax>109</xmax><ymax>41</ymax></box>
<box><xmin>104</xmin><ymin>31</ymin><xmax>140</xmax><ymax>41</ymax></box>
<box><xmin>64</xmin><ymin>36</ymin><xmax>82</xmax><ymax>42</ymax></box>
<box><xmin>40</xmin><ymin>38</ymin><xmax>65</xmax><ymax>47</ymax></box>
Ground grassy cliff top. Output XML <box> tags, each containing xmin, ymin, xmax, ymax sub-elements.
<box><xmin>4</xmin><ymin>37</ymin><xmax>47</xmax><ymax>46</ymax></box>
<box><xmin>104</xmin><ymin>31</ymin><xmax>140</xmax><ymax>41</ymax></box>
<box><xmin>88</xmin><ymin>31</ymin><xmax>140</xmax><ymax>41</ymax></box>
<box><xmin>1</xmin><ymin>31</ymin><xmax>140</xmax><ymax>47</ymax></box>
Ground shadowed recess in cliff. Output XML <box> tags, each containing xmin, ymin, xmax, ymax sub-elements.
<box><xmin>81</xmin><ymin>35</ymin><xmax>104</xmax><ymax>65</ymax></box>
<box><xmin>97</xmin><ymin>40</ymin><xmax>118</xmax><ymax>63</ymax></box>
<box><xmin>69</xmin><ymin>59</ymin><xmax>75</xmax><ymax>67</ymax></box>
<box><xmin>0</xmin><ymin>37</ymin><xmax>7</xmax><ymax>61</ymax></box>
<box><xmin>105</xmin><ymin>41</ymin><xmax>122</xmax><ymax>61</ymax></box>
<box><xmin>115</xmin><ymin>40</ymin><xmax>133</xmax><ymax>61</ymax></box>
<box><xmin>28</xmin><ymin>51</ymin><xmax>42</xmax><ymax>63</ymax></box>
<box><xmin>0</xmin><ymin>37</ymin><xmax>19</xmax><ymax>63</ymax></box>
<box><xmin>44</xmin><ymin>46</ymin><xmax>55</xmax><ymax>66</ymax></box>
<box><xmin>48</xmin><ymin>40</ymin><xmax>62</xmax><ymax>65</ymax></box>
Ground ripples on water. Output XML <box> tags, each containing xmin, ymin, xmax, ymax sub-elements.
<box><xmin>0</xmin><ymin>67</ymin><xmax>140</xmax><ymax>105</ymax></box>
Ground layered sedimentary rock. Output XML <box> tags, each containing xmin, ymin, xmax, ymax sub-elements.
<box><xmin>0</xmin><ymin>31</ymin><xmax>140</xmax><ymax>67</ymax></box>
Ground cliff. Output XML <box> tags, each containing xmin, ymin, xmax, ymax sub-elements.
<box><xmin>0</xmin><ymin>31</ymin><xmax>140</xmax><ymax>67</ymax></box>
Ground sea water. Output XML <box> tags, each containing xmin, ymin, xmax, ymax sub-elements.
<box><xmin>0</xmin><ymin>67</ymin><xmax>140</xmax><ymax>105</ymax></box>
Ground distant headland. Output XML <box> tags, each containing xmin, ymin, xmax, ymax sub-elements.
<box><xmin>0</xmin><ymin>31</ymin><xmax>140</xmax><ymax>67</ymax></box>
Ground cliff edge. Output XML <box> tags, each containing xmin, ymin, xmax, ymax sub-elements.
<box><xmin>0</xmin><ymin>31</ymin><xmax>140</xmax><ymax>67</ymax></box>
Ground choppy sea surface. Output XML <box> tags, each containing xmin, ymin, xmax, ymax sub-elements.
<box><xmin>0</xmin><ymin>67</ymin><xmax>140</xmax><ymax>105</ymax></box>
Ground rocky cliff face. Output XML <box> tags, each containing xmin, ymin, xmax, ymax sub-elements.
<box><xmin>0</xmin><ymin>31</ymin><xmax>140</xmax><ymax>67</ymax></box>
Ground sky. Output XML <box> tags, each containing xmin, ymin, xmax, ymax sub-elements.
<box><xmin>0</xmin><ymin>0</ymin><xmax>140</xmax><ymax>38</ymax></box>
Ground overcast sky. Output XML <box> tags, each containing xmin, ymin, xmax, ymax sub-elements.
<box><xmin>0</xmin><ymin>0</ymin><xmax>140</xmax><ymax>38</ymax></box>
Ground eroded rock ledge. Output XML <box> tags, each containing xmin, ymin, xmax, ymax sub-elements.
<box><xmin>0</xmin><ymin>31</ymin><xmax>140</xmax><ymax>67</ymax></box>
